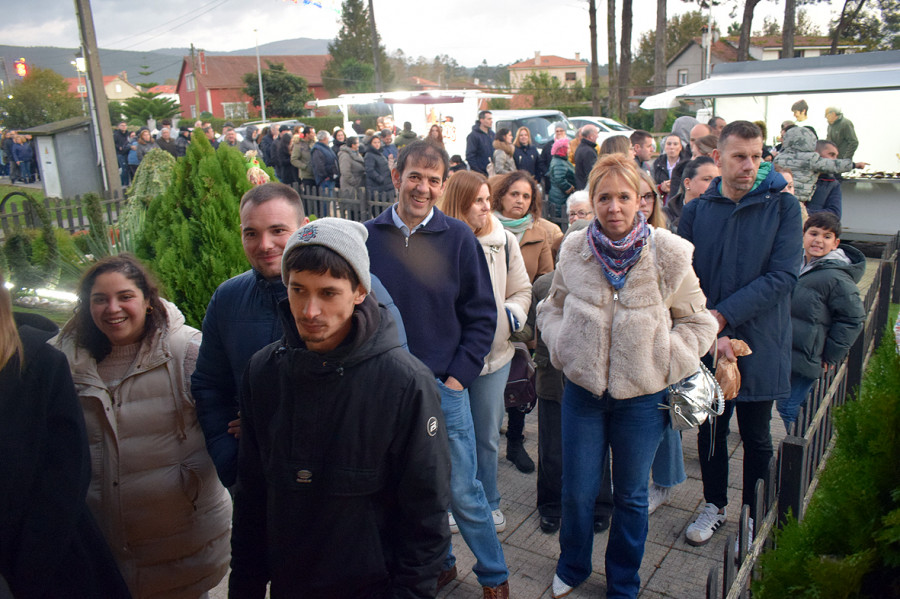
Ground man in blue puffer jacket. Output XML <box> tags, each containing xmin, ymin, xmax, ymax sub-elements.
<box><xmin>678</xmin><ymin>121</ymin><xmax>802</xmax><ymax>547</ymax></box>
<box><xmin>193</xmin><ymin>183</ymin><xmax>406</xmax><ymax>488</ymax></box>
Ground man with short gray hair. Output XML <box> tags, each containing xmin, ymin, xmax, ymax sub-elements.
<box><xmin>311</xmin><ymin>130</ymin><xmax>338</xmax><ymax>193</ymax></box>
<box><xmin>825</xmin><ymin>107</ymin><xmax>859</xmax><ymax>161</ymax></box>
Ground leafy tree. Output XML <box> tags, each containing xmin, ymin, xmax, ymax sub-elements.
<box><xmin>331</xmin><ymin>58</ymin><xmax>374</xmax><ymax>93</ymax></box>
<box><xmin>472</xmin><ymin>60</ymin><xmax>510</xmax><ymax>86</ymax></box>
<box><xmin>0</xmin><ymin>67</ymin><xmax>81</xmax><ymax>129</ymax></box>
<box><xmin>518</xmin><ymin>72</ymin><xmax>586</xmax><ymax>107</ymax></box>
<box><xmin>108</xmin><ymin>100</ymin><xmax>126</xmax><ymax>124</ymax></box>
<box><xmin>831</xmin><ymin>0</ymin><xmax>900</xmax><ymax>51</ymax></box>
<box><xmin>136</xmin><ymin>132</ymin><xmax>254</xmax><ymax>328</ymax></box>
<box><xmin>241</xmin><ymin>62</ymin><xmax>313</xmax><ymax>118</ymax></box>
<box><xmin>631</xmin><ymin>11</ymin><xmax>708</xmax><ymax>87</ymax></box>
<box><xmin>322</xmin><ymin>0</ymin><xmax>392</xmax><ymax>93</ymax></box>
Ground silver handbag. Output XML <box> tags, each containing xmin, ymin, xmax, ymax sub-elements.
<box><xmin>665</xmin><ymin>361</ymin><xmax>725</xmax><ymax>430</ymax></box>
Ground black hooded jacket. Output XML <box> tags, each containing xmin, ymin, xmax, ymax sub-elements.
<box><xmin>230</xmin><ymin>296</ymin><xmax>450</xmax><ymax>599</ymax></box>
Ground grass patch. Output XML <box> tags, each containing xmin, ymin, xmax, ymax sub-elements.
<box><xmin>0</xmin><ymin>184</ymin><xmax>46</xmax><ymax>212</ymax></box>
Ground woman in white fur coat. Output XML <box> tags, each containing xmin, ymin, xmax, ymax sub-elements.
<box><xmin>439</xmin><ymin>170</ymin><xmax>532</xmax><ymax>533</ymax></box>
<box><xmin>537</xmin><ymin>154</ymin><xmax>717</xmax><ymax>599</ymax></box>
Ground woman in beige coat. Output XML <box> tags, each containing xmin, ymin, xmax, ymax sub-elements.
<box><xmin>490</xmin><ymin>170</ymin><xmax>559</xmax><ymax>473</ymax></box>
<box><xmin>439</xmin><ymin>170</ymin><xmax>532</xmax><ymax>533</ymax></box>
<box><xmin>54</xmin><ymin>255</ymin><xmax>231</xmax><ymax>599</ymax></box>
<box><xmin>538</xmin><ymin>155</ymin><xmax>717</xmax><ymax>599</ymax></box>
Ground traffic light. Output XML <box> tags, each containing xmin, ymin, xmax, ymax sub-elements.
<box><xmin>14</xmin><ymin>58</ymin><xmax>28</xmax><ymax>78</ymax></box>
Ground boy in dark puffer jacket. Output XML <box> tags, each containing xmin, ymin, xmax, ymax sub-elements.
<box><xmin>778</xmin><ymin>212</ymin><xmax>865</xmax><ymax>430</ymax></box>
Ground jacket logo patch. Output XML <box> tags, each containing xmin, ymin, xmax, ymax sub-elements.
<box><xmin>296</xmin><ymin>469</ymin><xmax>313</xmax><ymax>483</ymax></box>
<box><xmin>426</xmin><ymin>417</ymin><xmax>438</xmax><ymax>437</ymax></box>
<box><xmin>299</xmin><ymin>226</ymin><xmax>317</xmax><ymax>242</ymax></box>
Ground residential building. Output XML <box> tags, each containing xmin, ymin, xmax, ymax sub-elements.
<box><xmin>175</xmin><ymin>53</ymin><xmax>330</xmax><ymax>120</ymax></box>
<box><xmin>508</xmin><ymin>52</ymin><xmax>589</xmax><ymax>90</ymax></box>
<box><xmin>65</xmin><ymin>71</ymin><xmax>141</xmax><ymax>101</ymax></box>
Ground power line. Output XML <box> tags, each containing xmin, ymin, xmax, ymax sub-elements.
<box><xmin>106</xmin><ymin>0</ymin><xmax>232</xmax><ymax>52</ymax></box>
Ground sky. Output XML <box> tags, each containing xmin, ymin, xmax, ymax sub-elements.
<box><xmin>1</xmin><ymin>0</ymin><xmax>847</xmax><ymax>67</ymax></box>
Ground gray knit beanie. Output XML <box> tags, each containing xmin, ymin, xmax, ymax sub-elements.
<box><xmin>281</xmin><ymin>218</ymin><xmax>371</xmax><ymax>293</ymax></box>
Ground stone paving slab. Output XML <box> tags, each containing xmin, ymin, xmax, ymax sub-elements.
<box><xmin>211</xmin><ymin>408</ymin><xmax>788</xmax><ymax>598</ymax></box>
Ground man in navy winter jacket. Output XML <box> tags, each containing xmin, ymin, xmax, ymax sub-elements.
<box><xmin>193</xmin><ymin>183</ymin><xmax>406</xmax><ymax>488</ymax></box>
<box><xmin>465</xmin><ymin>110</ymin><xmax>495</xmax><ymax>176</ymax></box>
<box><xmin>365</xmin><ymin>140</ymin><xmax>510</xmax><ymax>596</ymax></box>
<box><xmin>678</xmin><ymin>121</ymin><xmax>802</xmax><ymax>547</ymax></box>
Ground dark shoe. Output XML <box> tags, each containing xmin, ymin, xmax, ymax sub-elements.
<box><xmin>437</xmin><ymin>565</ymin><xmax>457</xmax><ymax>591</ymax></box>
<box><xmin>483</xmin><ymin>580</ymin><xmax>509</xmax><ymax>599</ymax></box>
<box><xmin>593</xmin><ymin>514</ymin><xmax>610</xmax><ymax>534</ymax></box>
<box><xmin>506</xmin><ymin>439</ymin><xmax>535</xmax><ymax>473</ymax></box>
<box><xmin>540</xmin><ymin>515</ymin><xmax>561</xmax><ymax>533</ymax></box>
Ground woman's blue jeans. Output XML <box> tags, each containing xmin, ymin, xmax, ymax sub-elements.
<box><xmin>469</xmin><ymin>360</ymin><xmax>512</xmax><ymax>511</ymax></box>
<box><xmin>557</xmin><ymin>382</ymin><xmax>667</xmax><ymax>599</ymax></box>
<box><xmin>436</xmin><ymin>378</ymin><xmax>509</xmax><ymax>588</ymax></box>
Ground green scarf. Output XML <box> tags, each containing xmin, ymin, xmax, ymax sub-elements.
<box><xmin>494</xmin><ymin>211</ymin><xmax>533</xmax><ymax>242</ymax></box>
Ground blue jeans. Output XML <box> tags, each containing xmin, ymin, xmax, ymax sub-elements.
<box><xmin>436</xmin><ymin>378</ymin><xmax>508</xmax><ymax>587</ymax></box>
<box><xmin>557</xmin><ymin>383</ymin><xmax>667</xmax><ymax>599</ymax></box>
<box><xmin>651</xmin><ymin>426</ymin><xmax>686</xmax><ymax>487</ymax></box>
<box><xmin>469</xmin><ymin>361</ymin><xmax>512</xmax><ymax>511</ymax></box>
<box><xmin>776</xmin><ymin>375</ymin><xmax>817</xmax><ymax>431</ymax></box>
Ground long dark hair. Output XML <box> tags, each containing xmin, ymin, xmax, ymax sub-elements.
<box><xmin>63</xmin><ymin>254</ymin><xmax>166</xmax><ymax>361</ymax></box>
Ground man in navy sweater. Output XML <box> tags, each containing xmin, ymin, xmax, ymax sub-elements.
<box><xmin>365</xmin><ymin>140</ymin><xmax>510</xmax><ymax>598</ymax></box>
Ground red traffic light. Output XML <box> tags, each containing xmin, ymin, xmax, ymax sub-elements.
<box><xmin>14</xmin><ymin>58</ymin><xmax>28</xmax><ymax>78</ymax></box>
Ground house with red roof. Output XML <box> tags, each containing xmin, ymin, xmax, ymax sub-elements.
<box><xmin>508</xmin><ymin>52</ymin><xmax>589</xmax><ymax>90</ymax></box>
<box><xmin>64</xmin><ymin>71</ymin><xmax>141</xmax><ymax>100</ymax></box>
<box><xmin>174</xmin><ymin>53</ymin><xmax>330</xmax><ymax>120</ymax></box>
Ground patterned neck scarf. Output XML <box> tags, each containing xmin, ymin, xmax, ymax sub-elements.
<box><xmin>494</xmin><ymin>211</ymin><xmax>534</xmax><ymax>242</ymax></box>
<box><xmin>587</xmin><ymin>212</ymin><xmax>650</xmax><ymax>290</ymax></box>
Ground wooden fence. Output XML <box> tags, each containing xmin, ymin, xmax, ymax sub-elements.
<box><xmin>706</xmin><ymin>233</ymin><xmax>899</xmax><ymax>599</ymax></box>
<box><xmin>0</xmin><ymin>189</ymin><xmax>128</xmax><ymax>238</ymax></box>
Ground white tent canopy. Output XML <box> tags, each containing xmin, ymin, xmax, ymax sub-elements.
<box><xmin>640</xmin><ymin>50</ymin><xmax>900</xmax><ymax>108</ymax></box>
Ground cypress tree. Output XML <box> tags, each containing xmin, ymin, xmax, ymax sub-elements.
<box><xmin>137</xmin><ymin>133</ymin><xmax>251</xmax><ymax>328</ymax></box>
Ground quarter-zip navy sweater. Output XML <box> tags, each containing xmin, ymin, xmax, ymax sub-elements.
<box><xmin>365</xmin><ymin>207</ymin><xmax>496</xmax><ymax>389</ymax></box>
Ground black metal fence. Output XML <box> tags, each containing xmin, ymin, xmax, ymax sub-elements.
<box><xmin>0</xmin><ymin>189</ymin><xmax>128</xmax><ymax>238</ymax></box>
<box><xmin>706</xmin><ymin>233</ymin><xmax>899</xmax><ymax>599</ymax></box>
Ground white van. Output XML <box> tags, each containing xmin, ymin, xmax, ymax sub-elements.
<box><xmin>489</xmin><ymin>110</ymin><xmax>578</xmax><ymax>145</ymax></box>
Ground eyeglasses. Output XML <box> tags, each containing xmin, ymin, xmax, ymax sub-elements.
<box><xmin>567</xmin><ymin>210</ymin><xmax>592</xmax><ymax>219</ymax></box>
<box><xmin>639</xmin><ymin>192</ymin><xmax>656</xmax><ymax>204</ymax></box>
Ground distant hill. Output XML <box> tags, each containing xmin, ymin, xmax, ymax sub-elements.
<box><xmin>0</xmin><ymin>38</ymin><xmax>330</xmax><ymax>86</ymax></box>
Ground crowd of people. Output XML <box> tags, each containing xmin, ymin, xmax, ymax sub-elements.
<box><xmin>0</xmin><ymin>130</ymin><xmax>38</xmax><ymax>184</ymax></box>
<box><xmin>1</xmin><ymin>98</ymin><xmax>868</xmax><ymax>599</ymax></box>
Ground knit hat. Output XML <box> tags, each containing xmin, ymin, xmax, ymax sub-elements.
<box><xmin>281</xmin><ymin>218</ymin><xmax>371</xmax><ymax>293</ymax></box>
<box><xmin>552</xmin><ymin>137</ymin><xmax>570</xmax><ymax>157</ymax></box>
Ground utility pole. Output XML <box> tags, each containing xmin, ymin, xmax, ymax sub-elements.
<box><xmin>254</xmin><ymin>30</ymin><xmax>267</xmax><ymax>123</ymax></box>
<box><xmin>73</xmin><ymin>0</ymin><xmax>120</xmax><ymax>195</ymax></box>
<box><xmin>367</xmin><ymin>0</ymin><xmax>384</xmax><ymax>92</ymax></box>
<box><xmin>191</xmin><ymin>44</ymin><xmax>201</xmax><ymax>118</ymax></box>
<box><xmin>589</xmin><ymin>0</ymin><xmax>601</xmax><ymax>115</ymax></box>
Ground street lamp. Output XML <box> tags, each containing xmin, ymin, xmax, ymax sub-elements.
<box><xmin>254</xmin><ymin>29</ymin><xmax>266</xmax><ymax>123</ymax></box>
<box><xmin>71</xmin><ymin>56</ymin><xmax>87</xmax><ymax>115</ymax></box>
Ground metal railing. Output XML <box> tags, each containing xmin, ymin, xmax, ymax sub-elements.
<box><xmin>706</xmin><ymin>233</ymin><xmax>899</xmax><ymax>599</ymax></box>
<box><xmin>0</xmin><ymin>189</ymin><xmax>127</xmax><ymax>238</ymax></box>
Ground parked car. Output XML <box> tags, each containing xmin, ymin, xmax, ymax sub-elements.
<box><xmin>489</xmin><ymin>110</ymin><xmax>578</xmax><ymax>145</ymax></box>
<box><xmin>569</xmin><ymin>116</ymin><xmax>634</xmax><ymax>146</ymax></box>
<box><xmin>234</xmin><ymin>119</ymin><xmax>305</xmax><ymax>140</ymax></box>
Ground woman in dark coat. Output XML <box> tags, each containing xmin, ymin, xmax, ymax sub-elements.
<box><xmin>0</xmin><ymin>273</ymin><xmax>130</xmax><ymax>599</ymax></box>
<box><xmin>513</xmin><ymin>126</ymin><xmax>542</xmax><ymax>181</ymax></box>
<box><xmin>365</xmin><ymin>136</ymin><xmax>395</xmax><ymax>199</ymax></box>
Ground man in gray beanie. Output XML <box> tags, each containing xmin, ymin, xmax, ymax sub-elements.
<box><xmin>230</xmin><ymin>217</ymin><xmax>451</xmax><ymax>598</ymax></box>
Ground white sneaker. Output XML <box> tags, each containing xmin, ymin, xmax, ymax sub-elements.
<box><xmin>648</xmin><ymin>483</ymin><xmax>671</xmax><ymax>515</ymax></box>
<box><xmin>551</xmin><ymin>574</ymin><xmax>574</xmax><ymax>598</ymax></box>
<box><xmin>448</xmin><ymin>512</ymin><xmax>459</xmax><ymax>534</ymax></box>
<box><xmin>492</xmin><ymin>509</ymin><xmax>507</xmax><ymax>532</ymax></box>
<box><xmin>686</xmin><ymin>502</ymin><xmax>727</xmax><ymax>546</ymax></box>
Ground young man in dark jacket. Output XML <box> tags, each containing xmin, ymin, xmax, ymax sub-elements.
<box><xmin>777</xmin><ymin>212</ymin><xmax>865</xmax><ymax>430</ymax></box>
<box><xmin>229</xmin><ymin>218</ymin><xmax>450</xmax><ymax>599</ymax></box>
<box><xmin>465</xmin><ymin>110</ymin><xmax>494</xmax><ymax>176</ymax></box>
<box><xmin>678</xmin><ymin>121</ymin><xmax>802</xmax><ymax>547</ymax></box>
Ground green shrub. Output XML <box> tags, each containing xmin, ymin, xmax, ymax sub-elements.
<box><xmin>127</xmin><ymin>148</ymin><xmax>176</xmax><ymax>256</ymax></box>
<box><xmin>755</xmin><ymin>329</ymin><xmax>900</xmax><ymax>598</ymax></box>
<box><xmin>137</xmin><ymin>131</ymin><xmax>255</xmax><ymax>328</ymax></box>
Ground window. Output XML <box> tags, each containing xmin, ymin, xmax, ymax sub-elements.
<box><xmin>793</xmin><ymin>50</ymin><xmax>804</xmax><ymax>58</ymax></box>
<box><xmin>677</xmin><ymin>69</ymin><xmax>688</xmax><ymax>86</ymax></box>
<box><xmin>186</xmin><ymin>73</ymin><xmax>195</xmax><ymax>92</ymax></box>
<box><xmin>222</xmin><ymin>102</ymin><xmax>248</xmax><ymax>120</ymax></box>
<box><xmin>190</xmin><ymin>105</ymin><xmax>197</xmax><ymax>118</ymax></box>
<box><xmin>115</xmin><ymin>84</ymin><xmax>122</xmax><ymax>93</ymax></box>
<box><xmin>565</xmin><ymin>72</ymin><xmax>577</xmax><ymax>82</ymax></box>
